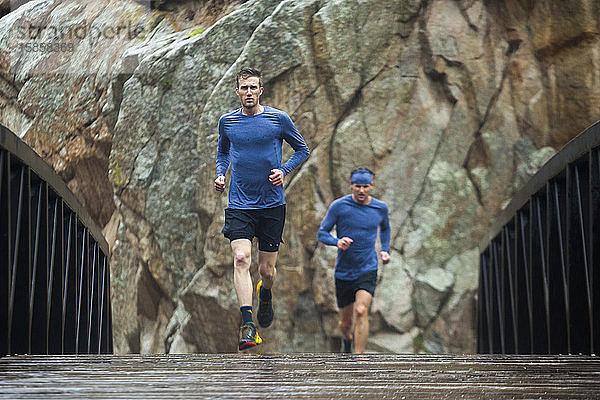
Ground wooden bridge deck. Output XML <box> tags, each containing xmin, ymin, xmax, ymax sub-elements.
<box><xmin>1</xmin><ymin>354</ymin><xmax>599</xmax><ymax>399</ymax></box>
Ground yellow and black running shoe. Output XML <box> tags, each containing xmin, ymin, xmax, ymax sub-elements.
<box><xmin>256</xmin><ymin>280</ymin><xmax>274</xmax><ymax>328</ymax></box>
<box><xmin>239</xmin><ymin>322</ymin><xmax>262</xmax><ymax>350</ymax></box>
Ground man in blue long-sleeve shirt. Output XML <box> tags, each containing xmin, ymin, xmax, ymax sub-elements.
<box><xmin>317</xmin><ymin>167</ymin><xmax>391</xmax><ymax>354</ymax></box>
<box><xmin>215</xmin><ymin>67</ymin><xmax>309</xmax><ymax>350</ymax></box>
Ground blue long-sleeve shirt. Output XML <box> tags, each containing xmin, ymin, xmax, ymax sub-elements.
<box><xmin>318</xmin><ymin>195</ymin><xmax>391</xmax><ymax>280</ymax></box>
<box><xmin>216</xmin><ymin>106</ymin><xmax>309</xmax><ymax>209</ymax></box>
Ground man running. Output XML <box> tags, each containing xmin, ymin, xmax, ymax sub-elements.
<box><xmin>215</xmin><ymin>67</ymin><xmax>309</xmax><ymax>350</ymax></box>
<box><xmin>317</xmin><ymin>167</ymin><xmax>391</xmax><ymax>354</ymax></box>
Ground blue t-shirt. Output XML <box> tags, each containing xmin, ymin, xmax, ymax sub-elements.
<box><xmin>216</xmin><ymin>106</ymin><xmax>309</xmax><ymax>209</ymax></box>
<box><xmin>317</xmin><ymin>195</ymin><xmax>391</xmax><ymax>280</ymax></box>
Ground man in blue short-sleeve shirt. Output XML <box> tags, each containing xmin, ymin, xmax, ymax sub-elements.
<box><xmin>215</xmin><ymin>67</ymin><xmax>309</xmax><ymax>350</ymax></box>
<box><xmin>318</xmin><ymin>167</ymin><xmax>391</xmax><ymax>354</ymax></box>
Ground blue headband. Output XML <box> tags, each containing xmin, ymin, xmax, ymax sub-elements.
<box><xmin>351</xmin><ymin>170</ymin><xmax>373</xmax><ymax>184</ymax></box>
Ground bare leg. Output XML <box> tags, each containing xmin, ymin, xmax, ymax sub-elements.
<box><xmin>353</xmin><ymin>289</ymin><xmax>373</xmax><ymax>354</ymax></box>
<box><xmin>339</xmin><ymin>303</ymin><xmax>354</xmax><ymax>342</ymax></box>
<box><xmin>257</xmin><ymin>250</ymin><xmax>278</xmax><ymax>289</ymax></box>
<box><xmin>231</xmin><ymin>239</ymin><xmax>252</xmax><ymax>307</ymax></box>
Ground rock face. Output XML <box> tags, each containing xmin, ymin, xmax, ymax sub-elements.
<box><xmin>1</xmin><ymin>0</ymin><xmax>599</xmax><ymax>354</ymax></box>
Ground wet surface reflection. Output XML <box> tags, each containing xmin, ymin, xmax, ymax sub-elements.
<box><xmin>1</xmin><ymin>353</ymin><xmax>599</xmax><ymax>399</ymax></box>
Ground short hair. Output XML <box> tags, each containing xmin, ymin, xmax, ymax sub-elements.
<box><xmin>236</xmin><ymin>67</ymin><xmax>263</xmax><ymax>88</ymax></box>
<box><xmin>350</xmin><ymin>167</ymin><xmax>374</xmax><ymax>181</ymax></box>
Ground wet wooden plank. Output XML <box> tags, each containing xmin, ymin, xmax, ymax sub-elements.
<box><xmin>1</xmin><ymin>354</ymin><xmax>599</xmax><ymax>399</ymax></box>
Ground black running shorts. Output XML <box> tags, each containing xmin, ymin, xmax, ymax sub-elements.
<box><xmin>221</xmin><ymin>205</ymin><xmax>286</xmax><ymax>252</ymax></box>
<box><xmin>335</xmin><ymin>270</ymin><xmax>377</xmax><ymax>308</ymax></box>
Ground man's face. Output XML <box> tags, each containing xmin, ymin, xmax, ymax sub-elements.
<box><xmin>351</xmin><ymin>183</ymin><xmax>372</xmax><ymax>204</ymax></box>
<box><xmin>236</xmin><ymin>76</ymin><xmax>263</xmax><ymax>109</ymax></box>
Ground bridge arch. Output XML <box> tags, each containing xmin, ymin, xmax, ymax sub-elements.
<box><xmin>0</xmin><ymin>124</ymin><xmax>112</xmax><ymax>355</ymax></box>
<box><xmin>479</xmin><ymin>121</ymin><xmax>600</xmax><ymax>355</ymax></box>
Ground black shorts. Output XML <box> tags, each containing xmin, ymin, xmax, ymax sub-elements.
<box><xmin>221</xmin><ymin>205</ymin><xmax>286</xmax><ymax>252</ymax></box>
<box><xmin>335</xmin><ymin>270</ymin><xmax>377</xmax><ymax>308</ymax></box>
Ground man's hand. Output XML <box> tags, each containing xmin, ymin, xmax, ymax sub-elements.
<box><xmin>337</xmin><ymin>237</ymin><xmax>353</xmax><ymax>250</ymax></box>
<box><xmin>380</xmin><ymin>251</ymin><xmax>391</xmax><ymax>264</ymax></box>
<box><xmin>214</xmin><ymin>175</ymin><xmax>226</xmax><ymax>193</ymax></box>
<box><xmin>269</xmin><ymin>169</ymin><xmax>284</xmax><ymax>186</ymax></box>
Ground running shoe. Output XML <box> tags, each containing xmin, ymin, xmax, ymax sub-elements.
<box><xmin>343</xmin><ymin>338</ymin><xmax>353</xmax><ymax>353</ymax></box>
<box><xmin>239</xmin><ymin>322</ymin><xmax>262</xmax><ymax>350</ymax></box>
<box><xmin>256</xmin><ymin>280</ymin><xmax>274</xmax><ymax>328</ymax></box>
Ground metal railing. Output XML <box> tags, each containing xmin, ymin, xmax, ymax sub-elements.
<box><xmin>479</xmin><ymin>121</ymin><xmax>600</xmax><ymax>355</ymax></box>
<box><xmin>0</xmin><ymin>125</ymin><xmax>112</xmax><ymax>355</ymax></box>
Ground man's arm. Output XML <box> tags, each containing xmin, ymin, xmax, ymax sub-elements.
<box><xmin>279</xmin><ymin>112</ymin><xmax>309</xmax><ymax>176</ymax></box>
<box><xmin>215</xmin><ymin>117</ymin><xmax>230</xmax><ymax>192</ymax></box>
<box><xmin>318</xmin><ymin>204</ymin><xmax>353</xmax><ymax>250</ymax></box>
<box><xmin>379</xmin><ymin>204</ymin><xmax>391</xmax><ymax>264</ymax></box>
